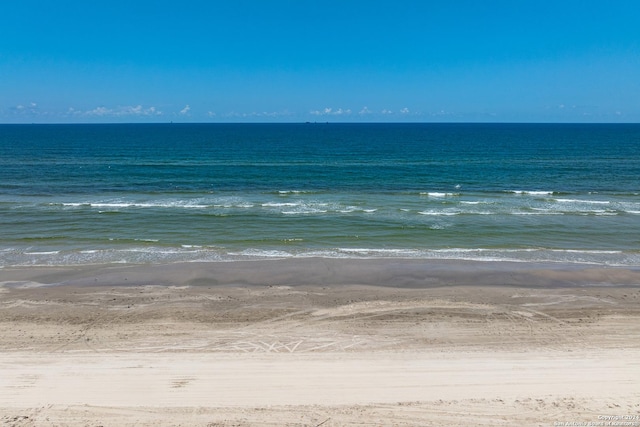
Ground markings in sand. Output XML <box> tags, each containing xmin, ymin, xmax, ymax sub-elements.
<box><xmin>170</xmin><ymin>376</ymin><xmax>195</xmax><ymax>389</ymax></box>
<box><xmin>4</xmin><ymin>288</ymin><xmax>636</xmax><ymax>354</ymax></box>
<box><xmin>196</xmin><ymin>299</ymin><xmax>502</xmax><ymax>353</ymax></box>
<box><xmin>204</xmin><ymin>330</ymin><xmax>370</xmax><ymax>353</ymax></box>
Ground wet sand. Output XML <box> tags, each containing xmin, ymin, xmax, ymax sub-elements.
<box><xmin>1</xmin><ymin>259</ymin><xmax>640</xmax><ymax>426</ymax></box>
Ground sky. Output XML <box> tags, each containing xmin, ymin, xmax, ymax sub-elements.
<box><xmin>1</xmin><ymin>1</ymin><xmax>639</xmax><ymax>123</ymax></box>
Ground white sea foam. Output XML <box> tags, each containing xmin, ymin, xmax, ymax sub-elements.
<box><xmin>555</xmin><ymin>199</ymin><xmax>610</xmax><ymax>204</ymax></box>
<box><xmin>278</xmin><ymin>190</ymin><xmax>312</xmax><ymax>195</ymax></box>
<box><xmin>232</xmin><ymin>249</ymin><xmax>292</xmax><ymax>258</ymax></box>
<box><xmin>3</xmin><ymin>244</ymin><xmax>639</xmax><ymax>267</ymax></box>
<box><xmin>336</xmin><ymin>207</ymin><xmax>378</xmax><ymax>213</ymax></box>
<box><xmin>262</xmin><ymin>202</ymin><xmax>299</xmax><ymax>207</ymax></box>
<box><xmin>508</xmin><ymin>190</ymin><xmax>555</xmax><ymax>195</ymax></box>
<box><xmin>512</xmin><ymin>211</ymin><xmax>564</xmax><ymax>215</ymax></box>
<box><xmin>428</xmin><ymin>223</ymin><xmax>449</xmax><ymax>229</ymax></box>
<box><xmin>418</xmin><ymin>211</ymin><xmax>459</xmax><ymax>216</ymax></box>
<box><xmin>60</xmin><ymin>201</ymin><xmax>211</xmax><ymax>209</ymax></box>
<box><xmin>550</xmin><ymin>249</ymin><xmax>621</xmax><ymax>254</ymax></box>
<box><xmin>307</xmin><ymin>247</ymin><xmax>634</xmax><ymax>265</ymax></box>
<box><xmin>55</xmin><ymin>196</ymin><xmax>261</xmax><ymax>210</ymax></box>
<box><xmin>419</xmin><ymin>192</ymin><xmax>460</xmax><ymax>197</ymax></box>
<box><xmin>282</xmin><ymin>209</ymin><xmax>328</xmax><ymax>215</ymax></box>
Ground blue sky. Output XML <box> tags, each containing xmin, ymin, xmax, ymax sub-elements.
<box><xmin>1</xmin><ymin>1</ymin><xmax>639</xmax><ymax>123</ymax></box>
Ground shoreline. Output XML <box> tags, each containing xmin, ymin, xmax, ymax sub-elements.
<box><xmin>3</xmin><ymin>246</ymin><xmax>640</xmax><ymax>271</ymax></box>
<box><xmin>3</xmin><ymin>257</ymin><xmax>640</xmax><ymax>289</ymax></box>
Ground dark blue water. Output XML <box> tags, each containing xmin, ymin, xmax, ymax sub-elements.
<box><xmin>1</xmin><ymin>123</ymin><xmax>639</xmax><ymax>266</ymax></box>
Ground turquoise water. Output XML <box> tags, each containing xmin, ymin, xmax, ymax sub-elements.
<box><xmin>1</xmin><ymin>123</ymin><xmax>639</xmax><ymax>266</ymax></box>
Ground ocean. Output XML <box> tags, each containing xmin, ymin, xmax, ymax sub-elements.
<box><xmin>1</xmin><ymin>123</ymin><xmax>639</xmax><ymax>268</ymax></box>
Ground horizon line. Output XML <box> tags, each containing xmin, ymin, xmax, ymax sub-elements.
<box><xmin>1</xmin><ymin>121</ymin><xmax>639</xmax><ymax>126</ymax></box>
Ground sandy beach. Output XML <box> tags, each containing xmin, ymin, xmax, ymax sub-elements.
<box><xmin>1</xmin><ymin>259</ymin><xmax>640</xmax><ymax>426</ymax></box>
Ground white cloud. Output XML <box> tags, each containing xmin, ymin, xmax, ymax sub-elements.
<box><xmin>381</xmin><ymin>109</ymin><xmax>393</xmax><ymax>115</ymax></box>
<box><xmin>13</xmin><ymin>102</ymin><xmax>39</xmax><ymax>113</ymax></box>
<box><xmin>207</xmin><ymin>111</ymin><xmax>216</xmax><ymax>117</ymax></box>
<box><xmin>180</xmin><ymin>104</ymin><xmax>191</xmax><ymax>115</ymax></box>
<box><xmin>310</xmin><ymin>107</ymin><xmax>334</xmax><ymax>115</ymax></box>
<box><xmin>221</xmin><ymin>110</ymin><xmax>294</xmax><ymax>119</ymax></box>
<box><xmin>400</xmin><ymin>107</ymin><xmax>410</xmax><ymax>114</ymax></box>
<box><xmin>88</xmin><ymin>106</ymin><xmax>110</xmax><ymax>116</ymax></box>
<box><xmin>431</xmin><ymin>109</ymin><xmax>456</xmax><ymax>117</ymax></box>
<box><xmin>255</xmin><ymin>111</ymin><xmax>289</xmax><ymax>118</ymax></box>
<box><xmin>70</xmin><ymin>105</ymin><xmax>163</xmax><ymax>118</ymax></box>
<box><xmin>310</xmin><ymin>107</ymin><xmax>352</xmax><ymax>116</ymax></box>
<box><xmin>358</xmin><ymin>106</ymin><xmax>372</xmax><ymax>115</ymax></box>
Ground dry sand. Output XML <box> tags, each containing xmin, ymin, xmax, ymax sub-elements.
<box><xmin>1</xmin><ymin>259</ymin><xmax>639</xmax><ymax>426</ymax></box>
